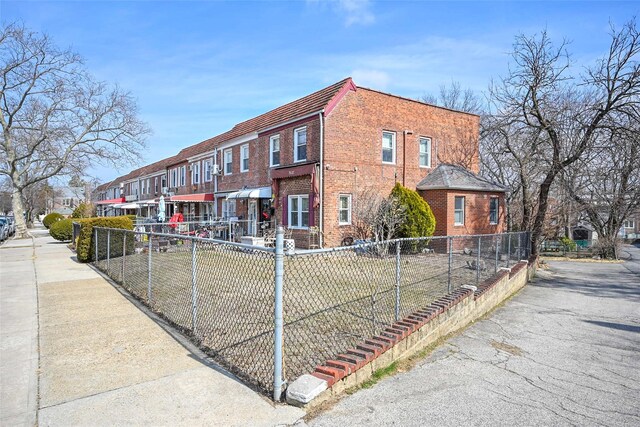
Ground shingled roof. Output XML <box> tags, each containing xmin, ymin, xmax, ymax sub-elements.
<box><xmin>169</xmin><ymin>77</ymin><xmax>355</xmax><ymax>163</ymax></box>
<box><xmin>416</xmin><ymin>164</ymin><xmax>507</xmax><ymax>192</ymax></box>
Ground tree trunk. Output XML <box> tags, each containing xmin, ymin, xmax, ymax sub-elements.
<box><xmin>11</xmin><ymin>183</ymin><xmax>29</xmax><ymax>238</ymax></box>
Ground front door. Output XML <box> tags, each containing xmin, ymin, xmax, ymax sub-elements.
<box><xmin>248</xmin><ymin>200</ymin><xmax>257</xmax><ymax>236</ymax></box>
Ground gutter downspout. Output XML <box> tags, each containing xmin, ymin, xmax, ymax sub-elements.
<box><xmin>213</xmin><ymin>148</ymin><xmax>219</xmax><ymax>217</ymax></box>
<box><xmin>319</xmin><ymin>111</ymin><xmax>324</xmax><ymax>248</ymax></box>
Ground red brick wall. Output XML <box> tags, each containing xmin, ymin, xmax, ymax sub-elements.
<box><xmin>277</xmin><ymin>175</ymin><xmax>319</xmax><ymax>249</ymax></box>
<box><xmin>322</xmin><ymin>88</ymin><xmax>480</xmax><ymax>246</ymax></box>
<box><xmin>420</xmin><ymin>190</ymin><xmax>506</xmax><ymax>237</ymax></box>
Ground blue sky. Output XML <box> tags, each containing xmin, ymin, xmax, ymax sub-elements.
<box><xmin>2</xmin><ymin>0</ymin><xmax>638</xmax><ymax>182</ymax></box>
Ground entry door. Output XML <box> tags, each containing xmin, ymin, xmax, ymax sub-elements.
<box><xmin>248</xmin><ymin>200</ymin><xmax>258</xmax><ymax>236</ymax></box>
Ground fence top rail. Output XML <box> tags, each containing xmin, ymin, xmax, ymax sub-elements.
<box><xmin>93</xmin><ymin>226</ymin><xmax>276</xmax><ymax>253</ymax></box>
<box><xmin>290</xmin><ymin>231</ymin><xmax>529</xmax><ymax>256</ymax></box>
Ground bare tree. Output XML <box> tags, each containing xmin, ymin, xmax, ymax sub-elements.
<box><xmin>349</xmin><ymin>186</ymin><xmax>405</xmax><ymax>246</ymax></box>
<box><xmin>1</xmin><ymin>23</ymin><xmax>149</xmax><ymax>237</ymax></box>
<box><xmin>421</xmin><ymin>81</ymin><xmax>484</xmax><ymax>115</ymax></box>
<box><xmin>562</xmin><ymin>123</ymin><xmax>640</xmax><ymax>258</ymax></box>
<box><xmin>486</xmin><ymin>20</ymin><xmax>640</xmax><ymax>256</ymax></box>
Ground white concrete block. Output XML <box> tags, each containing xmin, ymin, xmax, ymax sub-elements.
<box><xmin>286</xmin><ymin>374</ymin><xmax>328</xmax><ymax>406</ymax></box>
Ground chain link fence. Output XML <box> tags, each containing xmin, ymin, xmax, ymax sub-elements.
<box><xmin>92</xmin><ymin>227</ymin><xmax>529</xmax><ymax>399</ymax></box>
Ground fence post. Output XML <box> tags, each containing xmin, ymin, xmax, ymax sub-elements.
<box><xmin>93</xmin><ymin>227</ymin><xmax>98</xmax><ymax>262</ymax></box>
<box><xmin>148</xmin><ymin>233</ymin><xmax>153</xmax><ymax>304</ymax></box>
<box><xmin>395</xmin><ymin>240</ymin><xmax>401</xmax><ymax>321</ymax></box>
<box><xmin>447</xmin><ymin>236</ymin><xmax>453</xmax><ymax>292</ymax></box>
<box><xmin>273</xmin><ymin>226</ymin><xmax>285</xmax><ymax>401</ymax></box>
<box><xmin>107</xmin><ymin>229</ymin><xmax>111</xmax><ymax>271</ymax></box>
<box><xmin>507</xmin><ymin>233</ymin><xmax>511</xmax><ymax>267</ymax></box>
<box><xmin>191</xmin><ymin>239</ymin><xmax>198</xmax><ymax>335</ymax></box>
<box><xmin>476</xmin><ymin>235</ymin><xmax>481</xmax><ymax>287</ymax></box>
<box><xmin>122</xmin><ymin>232</ymin><xmax>126</xmax><ymax>286</ymax></box>
<box><xmin>494</xmin><ymin>235</ymin><xmax>499</xmax><ymax>274</ymax></box>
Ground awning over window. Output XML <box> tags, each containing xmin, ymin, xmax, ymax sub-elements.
<box><xmin>226</xmin><ymin>186</ymin><xmax>272</xmax><ymax>200</ymax></box>
<box><xmin>138</xmin><ymin>199</ymin><xmax>158</xmax><ymax>205</ymax></box>
<box><xmin>119</xmin><ymin>203</ymin><xmax>140</xmax><ymax>209</ymax></box>
<box><xmin>170</xmin><ymin>193</ymin><xmax>214</xmax><ymax>202</ymax></box>
<box><xmin>95</xmin><ymin>197</ymin><xmax>125</xmax><ymax>205</ymax></box>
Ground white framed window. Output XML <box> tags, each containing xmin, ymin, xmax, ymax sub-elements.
<box><xmin>171</xmin><ymin>169</ymin><xmax>177</xmax><ymax>187</ymax></box>
<box><xmin>192</xmin><ymin>162</ymin><xmax>200</xmax><ymax>184</ymax></box>
<box><xmin>294</xmin><ymin>127</ymin><xmax>307</xmax><ymax>163</ymax></box>
<box><xmin>161</xmin><ymin>175</ymin><xmax>167</xmax><ymax>190</ymax></box>
<box><xmin>146</xmin><ymin>179</ymin><xmax>150</xmax><ymax>195</ymax></box>
<box><xmin>180</xmin><ymin>166</ymin><xmax>186</xmax><ymax>186</ymax></box>
<box><xmin>338</xmin><ymin>194</ymin><xmax>352</xmax><ymax>225</ymax></box>
<box><xmin>419</xmin><ymin>137</ymin><xmax>432</xmax><ymax>168</ymax></box>
<box><xmin>382</xmin><ymin>131</ymin><xmax>396</xmax><ymax>164</ymax></box>
<box><xmin>222</xmin><ymin>199</ymin><xmax>236</xmax><ymax>218</ymax></box>
<box><xmin>454</xmin><ymin>196</ymin><xmax>465</xmax><ymax>226</ymax></box>
<box><xmin>270</xmin><ymin>135</ymin><xmax>280</xmax><ymax>167</ymax></box>
<box><xmin>224</xmin><ymin>149</ymin><xmax>233</xmax><ymax>175</ymax></box>
<box><xmin>288</xmin><ymin>195</ymin><xmax>309</xmax><ymax>229</ymax></box>
<box><xmin>154</xmin><ymin>177</ymin><xmax>158</xmax><ymax>194</ymax></box>
<box><xmin>204</xmin><ymin>160</ymin><xmax>212</xmax><ymax>182</ymax></box>
<box><xmin>623</xmin><ymin>220</ymin><xmax>635</xmax><ymax>228</ymax></box>
<box><xmin>240</xmin><ymin>144</ymin><xmax>249</xmax><ymax>172</ymax></box>
<box><xmin>489</xmin><ymin>197</ymin><xmax>499</xmax><ymax>225</ymax></box>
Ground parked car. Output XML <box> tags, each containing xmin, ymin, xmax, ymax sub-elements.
<box><xmin>4</xmin><ymin>216</ymin><xmax>16</xmax><ymax>235</ymax></box>
<box><xmin>0</xmin><ymin>218</ymin><xmax>8</xmax><ymax>241</ymax></box>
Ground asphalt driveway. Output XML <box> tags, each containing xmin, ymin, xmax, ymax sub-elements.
<box><xmin>308</xmin><ymin>246</ymin><xmax>640</xmax><ymax>426</ymax></box>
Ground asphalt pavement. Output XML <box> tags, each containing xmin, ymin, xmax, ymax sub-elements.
<box><xmin>308</xmin><ymin>246</ymin><xmax>640</xmax><ymax>427</ymax></box>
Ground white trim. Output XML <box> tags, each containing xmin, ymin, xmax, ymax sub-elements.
<box><xmin>240</xmin><ymin>144</ymin><xmax>249</xmax><ymax>173</ymax></box>
<box><xmin>217</xmin><ymin>132</ymin><xmax>258</xmax><ymax>151</ymax></box>
<box><xmin>269</xmin><ymin>134</ymin><xmax>281</xmax><ymax>167</ymax></box>
<box><xmin>382</xmin><ymin>131</ymin><xmax>396</xmax><ymax>164</ymax></box>
<box><xmin>338</xmin><ymin>194</ymin><xmax>352</xmax><ymax>225</ymax></box>
<box><xmin>454</xmin><ymin>196</ymin><xmax>465</xmax><ymax>226</ymax></box>
<box><xmin>288</xmin><ymin>194</ymin><xmax>310</xmax><ymax>229</ymax></box>
<box><xmin>180</xmin><ymin>166</ymin><xmax>186</xmax><ymax>187</ymax></box>
<box><xmin>419</xmin><ymin>136</ymin><xmax>432</xmax><ymax>168</ymax></box>
<box><xmin>224</xmin><ymin>148</ymin><xmax>233</xmax><ymax>175</ymax></box>
<box><xmin>294</xmin><ymin>126</ymin><xmax>307</xmax><ymax>163</ymax></box>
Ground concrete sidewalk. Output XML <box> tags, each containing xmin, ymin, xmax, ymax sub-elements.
<box><xmin>1</xmin><ymin>228</ymin><xmax>304</xmax><ymax>426</ymax></box>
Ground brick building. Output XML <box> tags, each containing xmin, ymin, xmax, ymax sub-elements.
<box><xmin>93</xmin><ymin>78</ymin><xmax>506</xmax><ymax>248</ymax></box>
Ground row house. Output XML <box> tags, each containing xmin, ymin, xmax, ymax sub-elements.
<box><xmin>94</xmin><ymin>77</ymin><xmax>506</xmax><ymax>248</ymax></box>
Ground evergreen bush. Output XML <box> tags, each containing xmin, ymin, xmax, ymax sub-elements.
<box><xmin>43</xmin><ymin>212</ymin><xmax>64</xmax><ymax>229</ymax></box>
<box><xmin>49</xmin><ymin>218</ymin><xmax>73</xmax><ymax>241</ymax></box>
<box><xmin>389</xmin><ymin>183</ymin><xmax>436</xmax><ymax>238</ymax></box>
<box><xmin>76</xmin><ymin>216</ymin><xmax>134</xmax><ymax>263</ymax></box>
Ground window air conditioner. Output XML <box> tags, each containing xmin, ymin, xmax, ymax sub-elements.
<box><xmin>212</xmin><ymin>164</ymin><xmax>221</xmax><ymax>175</ymax></box>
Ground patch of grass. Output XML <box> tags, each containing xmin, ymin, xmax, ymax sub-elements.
<box><xmin>360</xmin><ymin>361</ymin><xmax>399</xmax><ymax>389</ymax></box>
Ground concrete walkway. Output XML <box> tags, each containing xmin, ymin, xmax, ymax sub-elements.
<box><xmin>309</xmin><ymin>247</ymin><xmax>640</xmax><ymax>426</ymax></box>
<box><xmin>1</xmin><ymin>226</ymin><xmax>304</xmax><ymax>426</ymax></box>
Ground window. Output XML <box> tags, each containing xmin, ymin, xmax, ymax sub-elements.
<box><xmin>270</xmin><ymin>135</ymin><xmax>280</xmax><ymax>167</ymax></box>
<box><xmin>454</xmin><ymin>196</ymin><xmax>465</xmax><ymax>226</ymax></box>
<box><xmin>338</xmin><ymin>194</ymin><xmax>352</xmax><ymax>225</ymax></box>
<box><xmin>240</xmin><ymin>144</ymin><xmax>249</xmax><ymax>172</ymax></box>
<box><xmin>489</xmin><ymin>197</ymin><xmax>499</xmax><ymax>225</ymax></box>
<box><xmin>154</xmin><ymin>177</ymin><xmax>158</xmax><ymax>194</ymax></box>
<box><xmin>294</xmin><ymin>127</ymin><xmax>307</xmax><ymax>162</ymax></box>
<box><xmin>624</xmin><ymin>220</ymin><xmax>635</xmax><ymax>228</ymax></box>
<box><xmin>171</xmin><ymin>169</ymin><xmax>177</xmax><ymax>187</ymax></box>
<box><xmin>288</xmin><ymin>195</ymin><xmax>309</xmax><ymax>228</ymax></box>
<box><xmin>419</xmin><ymin>137</ymin><xmax>432</xmax><ymax>168</ymax></box>
<box><xmin>161</xmin><ymin>175</ymin><xmax>167</xmax><ymax>190</ymax></box>
<box><xmin>382</xmin><ymin>131</ymin><xmax>396</xmax><ymax>164</ymax></box>
<box><xmin>224</xmin><ymin>149</ymin><xmax>233</xmax><ymax>175</ymax></box>
<box><xmin>146</xmin><ymin>179</ymin><xmax>150</xmax><ymax>195</ymax></box>
<box><xmin>192</xmin><ymin>162</ymin><xmax>200</xmax><ymax>184</ymax></box>
<box><xmin>222</xmin><ymin>199</ymin><xmax>236</xmax><ymax>218</ymax></box>
<box><xmin>204</xmin><ymin>160</ymin><xmax>212</xmax><ymax>182</ymax></box>
<box><xmin>180</xmin><ymin>166</ymin><xmax>186</xmax><ymax>186</ymax></box>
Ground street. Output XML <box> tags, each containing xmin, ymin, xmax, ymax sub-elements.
<box><xmin>309</xmin><ymin>246</ymin><xmax>640</xmax><ymax>426</ymax></box>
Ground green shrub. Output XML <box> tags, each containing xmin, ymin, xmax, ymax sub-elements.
<box><xmin>76</xmin><ymin>216</ymin><xmax>134</xmax><ymax>263</ymax></box>
<box><xmin>390</xmin><ymin>183</ymin><xmax>436</xmax><ymax>238</ymax></box>
<box><xmin>43</xmin><ymin>212</ymin><xmax>64</xmax><ymax>229</ymax></box>
<box><xmin>560</xmin><ymin>236</ymin><xmax>577</xmax><ymax>251</ymax></box>
<box><xmin>71</xmin><ymin>203</ymin><xmax>96</xmax><ymax>219</ymax></box>
<box><xmin>50</xmin><ymin>218</ymin><xmax>73</xmax><ymax>241</ymax></box>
